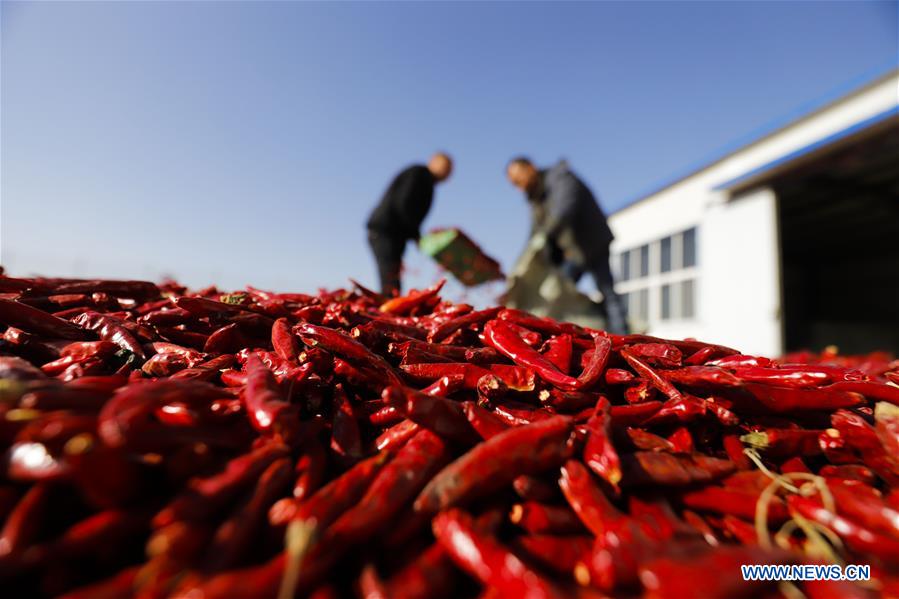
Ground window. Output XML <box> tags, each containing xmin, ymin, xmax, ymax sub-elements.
<box><xmin>638</xmin><ymin>288</ymin><xmax>649</xmax><ymax>322</ymax></box>
<box><xmin>660</xmin><ymin>236</ymin><xmax>672</xmax><ymax>273</ymax></box>
<box><xmin>661</xmin><ymin>284</ymin><xmax>671</xmax><ymax>320</ymax></box>
<box><xmin>681</xmin><ymin>279</ymin><xmax>695</xmax><ymax>318</ymax></box>
<box><xmin>682</xmin><ymin>228</ymin><xmax>696</xmax><ymax>268</ymax></box>
<box><xmin>638</xmin><ymin>245</ymin><xmax>649</xmax><ymax>278</ymax></box>
<box><xmin>615</xmin><ymin>227</ymin><xmax>698</xmax><ymax>326</ymax></box>
<box><xmin>619</xmin><ymin>251</ymin><xmax>631</xmax><ymax>281</ymax></box>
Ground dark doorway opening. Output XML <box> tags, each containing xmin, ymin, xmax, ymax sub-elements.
<box><xmin>775</xmin><ymin>123</ymin><xmax>899</xmax><ymax>354</ymax></box>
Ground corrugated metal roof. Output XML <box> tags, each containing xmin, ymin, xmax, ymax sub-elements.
<box><xmin>611</xmin><ymin>61</ymin><xmax>899</xmax><ymax>215</ymax></box>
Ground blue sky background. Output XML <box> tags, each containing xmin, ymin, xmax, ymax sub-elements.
<box><xmin>2</xmin><ymin>1</ymin><xmax>896</xmax><ymax>298</ymax></box>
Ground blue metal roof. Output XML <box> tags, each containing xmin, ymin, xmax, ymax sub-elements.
<box><xmin>713</xmin><ymin>106</ymin><xmax>899</xmax><ymax>191</ymax></box>
<box><xmin>612</xmin><ymin>60</ymin><xmax>899</xmax><ymax>214</ymax></box>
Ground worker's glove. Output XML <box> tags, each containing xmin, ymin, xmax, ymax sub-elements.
<box><xmin>530</xmin><ymin>232</ymin><xmax>548</xmax><ymax>250</ymax></box>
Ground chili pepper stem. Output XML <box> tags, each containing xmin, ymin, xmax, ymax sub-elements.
<box><xmin>279</xmin><ymin>519</ymin><xmax>317</xmax><ymax>599</ymax></box>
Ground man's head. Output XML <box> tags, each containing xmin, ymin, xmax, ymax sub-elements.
<box><xmin>506</xmin><ymin>156</ymin><xmax>540</xmax><ymax>193</ymax></box>
<box><xmin>428</xmin><ymin>152</ymin><xmax>453</xmax><ymax>183</ymax></box>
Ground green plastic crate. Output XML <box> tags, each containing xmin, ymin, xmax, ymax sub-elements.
<box><xmin>419</xmin><ymin>228</ymin><xmax>504</xmax><ymax>287</ymax></box>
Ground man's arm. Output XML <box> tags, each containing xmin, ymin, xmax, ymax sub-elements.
<box><xmin>540</xmin><ymin>173</ymin><xmax>580</xmax><ymax>240</ymax></box>
<box><xmin>392</xmin><ymin>169</ymin><xmax>430</xmax><ymax>240</ymax></box>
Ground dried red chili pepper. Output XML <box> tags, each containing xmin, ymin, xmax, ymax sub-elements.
<box><xmin>432</xmin><ymin>508</ymin><xmax>566</xmax><ymax>599</ymax></box>
<box><xmin>383</xmin><ymin>385</ymin><xmax>478</xmax><ymax>445</ymax></box>
<box><xmin>621</xmin><ymin>451</ymin><xmax>735</xmax><ymax>487</ymax></box>
<box><xmin>326</xmin><ymin>429</ymin><xmax>450</xmax><ymax>545</ymax></box>
<box><xmin>740</xmin><ymin>428</ymin><xmax>823</xmax><ymax>457</ymax></box>
<box><xmin>295</xmin><ymin>322</ymin><xmax>403</xmax><ymax>387</ymax></box>
<box><xmin>428</xmin><ymin>306</ymin><xmax>502</xmax><ymax>343</ymax></box>
<box><xmin>483</xmin><ymin>320</ymin><xmax>577</xmax><ymax>388</ymax></box>
<box><xmin>621</xmin><ymin>348</ymin><xmax>683</xmax><ymax>401</ymax></box>
<box><xmin>415</xmin><ymin>416</ymin><xmax>574</xmax><ymax>514</ymax></box>
<box><xmin>0</xmin><ymin>298</ymin><xmax>86</xmax><ymax>340</ymax></box>
<box><xmin>509</xmin><ymin>501</ymin><xmax>586</xmax><ymax>534</ymax></box>
<box><xmin>787</xmin><ymin>495</ymin><xmax>899</xmax><ymax>564</ymax></box>
<box><xmin>154</xmin><ymin>442</ymin><xmax>289</xmax><ymax>527</ymax></box>
<box><xmin>71</xmin><ymin>311</ymin><xmax>144</xmax><ymax>359</ymax></box>
<box><xmin>582</xmin><ymin>396</ymin><xmax>621</xmax><ymax>490</ymax></box>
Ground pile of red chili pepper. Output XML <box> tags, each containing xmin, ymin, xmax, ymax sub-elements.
<box><xmin>1</xmin><ymin>274</ymin><xmax>898</xmax><ymax>599</ymax></box>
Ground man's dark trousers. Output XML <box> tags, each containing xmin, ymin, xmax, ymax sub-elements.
<box><xmin>367</xmin><ymin>230</ymin><xmax>405</xmax><ymax>296</ymax></box>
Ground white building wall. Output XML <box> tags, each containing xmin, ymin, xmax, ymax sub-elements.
<box><xmin>607</xmin><ymin>71</ymin><xmax>897</xmax><ymax>355</ymax></box>
<box><xmin>699</xmin><ymin>187</ymin><xmax>781</xmax><ymax>354</ymax></box>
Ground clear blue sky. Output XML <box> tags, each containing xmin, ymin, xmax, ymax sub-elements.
<box><xmin>2</xmin><ymin>1</ymin><xmax>896</xmax><ymax>297</ymax></box>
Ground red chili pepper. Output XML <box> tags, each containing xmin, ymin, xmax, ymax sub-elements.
<box><xmin>621</xmin><ymin>348</ymin><xmax>683</xmax><ymax>401</ymax></box>
<box><xmin>379</xmin><ymin>280</ymin><xmax>445</xmax><ymax>315</ymax></box>
<box><xmin>659</xmin><ymin>365</ymin><xmax>742</xmax><ymax>388</ymax></box>
<box><xmin>204</xmin><ymin>457</ymin><xmax>293</xmax><ymax>571</ymax></box>
<box><xmin>375</xmin><ymin>418</ymin><xmax>420</xmax><ymax>452</ymax></box>
<box><xmin>539</xmin><ymin>389</ymin><xmax>597</xmax><ymax>412</ymax></box>
<box><xmin>204</xmin><ymin>323</ymin><xmax>251</xmax><ymax>354</ymax></box>
<box><xmin>142</xmin><ymin>352</ymin><xmax>192</xmax><ymax>377</ymax></box>
<box><xmin>270</xmin><ymin>317</ymin><xmax>299</xmax><ymax>361</ymax></box>
<box><xmin>0</xmin><ymin>483</ymin><xmax>51</xmax><ymax>557</ymax></box>
<box><xmin>609</xmin><ymin>401</ymin><xmax>664</xmax><ymax>427</ymax></box>
<box><xmin>787</xmin><ymin>495</ymin><xmax>899</xmax><ymax>565</ymax></box>
<box><xmin>512</xmin><ymin>534</ymin><xmax>593</xmax><ymax>576</ymax></box>
<box><xmin>740</xmin><ymin>428</ymin><xmax>823</xmax><ymax>457</ymax></box>
<box><xmin>509</xmin><ymin>501</ymin><xmax>586</xmax><ymax>534</ymax></box>
<box><xmin>828</xmin><ymin>481</ymin><xmax>899</xmax><ymax>540</ymax></box>
<box><xmin>174</xmin><ymin>295</ymin><xmax>250</xmax><ymax>317</ymax></box>
<box><xmin>722</xmin><ymin>434</ymin><xmax>752</xmax><ymax>470</ymax></box>
<box><xmin>293</xmin><ymin>441</ymin><xmax>327</xmax><ymax>501</ymax></box>
<box><xmin>420</xmin><ymin>373</ymin><xmax>466</xmax><ymax>397</ymax></box>
<box><xmin>626</xmin><ymin>343</ymin><xmax>683</xmax><ymax>368</ymax></box>
<box><xmin>604</xmin><ymin>368</ymin><xmax>635</xmax><ymax>385</ymax></box>
<box><xmin>384</xmin><ymin>542</ymin><xmax>457</xmax><ymax>599</ymax></box>
<box><xmin>461</xmin><ymin>402</ymin><xmax>510</xmax><ymax>440</ymax></box>
<box><xmin>708</xmin><ymin>354</ymin><xmax>773</xmax><ymax>368</ymax></box>
<box><xmin>428</xmin><ymin>306</ymin><xmax>502</xmax><ymax>343</ymax></box>
<box><xmin>666</xmin><ymin>427</ymin><xmax>694</xmax><ymax>453</ymax></box>
<box><xmin>541</xmin><ymin>334</ymin><xmax>573</xmax><ymax>374</ymax></box>
<box><xmin>295</xmin><ymin>322</ymin><xmax>402</xmax><ymax>387</ymax></box>
<box><xmin>415</xmin><ymin>416</ymin><xmax>574</xmax><ymax>514</ymax></box>
<box><xmin>680</xmin><ymin>486</ymin><xmax>789</xmax><ymax>524</ymax></box>
<box><xmin>558</xmin><ymin>459</ymin><xmax>623</xmax><ymax>535</ymax></box>
<box><xmin>684</xmin><ymin>345</ymin><xmax>720</xmax><ymax>365</ymax></box>
<box><xmin>831</xmin><ymin>409</ymin><xmax>899</xmax><ymax>485</ymax></box>
<box><xmin>154</xmin><ymin>442</ymin><xmax>289</xmax><ymax>528</ymax></box>
<box><xmin>637</xmin><ymin>544</ymin><xmax>792</xmax><ymax>599</ymax></box>
<box><xmin>432</xmin><ymin>508</ymin><xmax>566</xmax><ymax>599</ymax></box>
<box><xmin>330</xmin><ymin>385</ymin><xmax>363</xmax><ymax>460</ymax></box>
<box><xmin>71</xmin><ymin>311</ymin><xmax>145</xmax><ymax>359</ymax></box>
<box><xmin>383</xmin><ymin>386</ymin><xmax>478</xmax><ymax>445</ymax></box>
<box><xmin>139</xmin><ymin>307</ymin><xmax>193</xmax><ymax>327</ymax></box>
<box><xmin>401</xmin><ymin>362</ymin><xmax>534</xmax><ymax>391</ymax></box>
<box><xmin>621</xmin><ymin>451</ymin><xmax>735</xmax><ymax>487</ymax></box>
<box><xmin>170</xmin><ymin>354</ymin><xmax>235</xmax><ymax>382</ymax></box>
<box><xmin>0</xmin><ymin>298</ymin><xmax>85</xmax><ymax>340</ymax></box>
<box><xmin>244</xmin><ymin>354</ymin><xmax>300</xmax><ymax>444</ymax></box>
<box><xmin>645</xmin><ymin>394</ymin><xmax>707</xmax><ymax>425</ymax></box>
<box><xmin>326</xmin><ymin>429</ymin><xmax>450</xmax><ymax>545</ymax></box>
<box><xmin>154</xmin><ymin>326</ymin><xmax>209</xmax><ymax>350</ymax></box>
<box><xmin>512</xmin><ymin>474</ymin><xmax>560</xmax><ymax>502</ymax></box>
<box><xmin>99</xmin><ymin>379</ymin><xmax>239</xmax><ymax>451</ymax></box>
<box><xmin>741</xmin><ymin>383</ymin><xmax>865</xmax><ymax>413</ymax></box>
<box><xmin>823</xmin><ymin>380</ymin><xmax>899</xmax><ymax>406</ymax></box>
<box><xmin>582</xmin><ymin>396</ymin><xmax>621</xmax><ymax>490</ymax></box>
<box><xmin>366</xmin><ymin>404</ymin><xmax>402</xmax><ymax>427</ymax></box>
<box><xmin>730</xmin><ymin>366</ymin><xmax>831</xmax><ymax>388</ymax></box>
<box><xmin>483</xmin><ymin>320</ymin><xmax>577</xmax><ymax>388</ymax></box>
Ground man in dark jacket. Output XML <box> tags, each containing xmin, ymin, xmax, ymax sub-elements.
<box><xmin>506</xmin><ymin>157</ymin><xmax>629</xmax><ymax>334</ymax></box>
<box><xmin>367</xmin><ymin>153</ymin><xmax>453</xmax><ymax>295</ymax></box>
